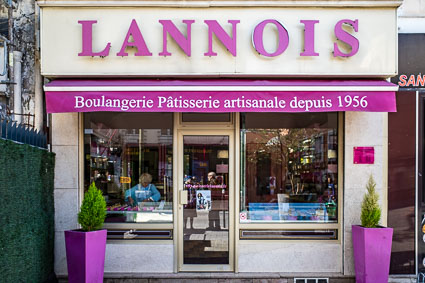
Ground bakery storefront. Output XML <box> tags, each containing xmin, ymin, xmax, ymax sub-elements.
<box><xmin>39</xmin><ymin>0</ymin><xmax>399</xmax><ymax>279</ymax></box>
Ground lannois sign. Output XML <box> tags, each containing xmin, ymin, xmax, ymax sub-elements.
<box><xmin>40</xmin><ymin>7</ymin><xmax>397</xmax><ymax>77</ymax></box>
<box><xmin>78</xmin><ymin>18</ymin><xmax>359</xmax><ymax>58</ymax></box>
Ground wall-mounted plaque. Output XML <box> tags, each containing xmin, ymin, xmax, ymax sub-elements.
<box><xmin>353</xmin><ymin>147</ymin><xmax>374</xmax><ymax>164</ymax></box>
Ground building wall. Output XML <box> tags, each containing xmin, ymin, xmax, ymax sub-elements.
<box><xmin>14</xmin><ymin>0</ymin><xmax>36</xmax><ymax>115</ymax></box>
<box><xmin>343</xmin><ymin>112</ymin><xmax>388</xmax><ymax>276</ymax></box>
<box><xmin>0</xmin><ymin>0</ymin><xmax>38</xmax><ymax>125</ymax></box>
<box><xmin>398</xmin><ymin>0</ymin><xmax>425</xmax><ymax>17</ymax></box>
<box><xmin>238</xmin><ymin>242</ymin><xmax>342</xmax><ymax>273</ymax></box>
<box><xmin>393</xmin><ymin>0</ymin><xmax>423</xmax><ymax>278</ymax></box>
<box><xmin>52</xmin><ymin>113</ymin><xmax>80</xmax><ymax>275</ymax></box>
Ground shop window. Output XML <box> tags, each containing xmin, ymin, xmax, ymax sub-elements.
<box><xmin>84</xmin><ymin>112</ymin><xmax>173</xmax><ymax>223</ymax></box>
<box><xmin>240</xmin><ymin>113</ymin><xmax>338</xmax><ymax>223</ymax></box>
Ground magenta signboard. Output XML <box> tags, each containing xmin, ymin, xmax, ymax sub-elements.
<box><xmin>353</xmin><ymin>147</ymin><xmax>375</xmax><ymax>164</ymax></box>
<box><xmin>44</xmin><ymin>79</ymin><xmax>397</xmax><ymax>113</ymax></box>
<box><xmin>45</xmin><ymin>91</ymin><xmax>396</xmax><ymax>113</ymax></box>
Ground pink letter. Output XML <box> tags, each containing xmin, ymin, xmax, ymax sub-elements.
<box><xmin>253</xmin><ymin>20</ymin><xmax>289</xmax><ymax>57</ymax></box>
<box><xmin>159</xmin><ymin>20</ymin><xmax>194</xmax><ymax>57</ymax></box>
<box><xmin>204</xmin><ymin>20</ymin><xmax>240</xmax><ymax>57</ymax></box>
<box><xmin>78</xmin><ymin>20</ymin><xmax>111</xmax><ymax>56</ymax></box>
<box><xmin>398</xmin><ymin>75</ymin><xmax>407</xmax><ymax>87</ymax></box>
<box><xmin>300</xmin><ymin>20</ymin><xmax>319</xmax><ymax>56</ymax></box>
<box><xmin>333</xmin><ymin>19</ymin><xmax>359</xmax><ymax>57</ymax></box>
<box><xmin>117</xmin><ymin>19</ymin><xmax>152</xmax><ymax>56</ymax></box>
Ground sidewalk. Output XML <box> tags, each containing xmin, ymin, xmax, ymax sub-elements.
<box><xmin>58</xmin><ymin>273</ymin><xmax>356</xmax><ymax>283</ymax></box>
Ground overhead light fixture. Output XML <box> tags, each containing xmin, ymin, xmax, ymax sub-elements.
<box><xmin>217</xmin><ymin>150</ymin><xmax>229</xmax><ymax>159</ymax></box>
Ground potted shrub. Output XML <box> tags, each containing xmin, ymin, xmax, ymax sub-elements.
<box><xmin>65</xmin><ymin>182</ymin><xmax>107</xmax><ymax>283</ymax></box>
<box><xmin>352</xmin><ymin>175</ymin><xmax>393</xmax><ymax>283</ymax></box>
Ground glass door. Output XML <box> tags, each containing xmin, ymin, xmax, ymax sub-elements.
<box><xmin>178</xmin><ymin>132</ymin><xmax>234</xmax><ymax>271</ymax></box>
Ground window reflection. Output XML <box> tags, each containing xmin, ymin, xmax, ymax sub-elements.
<box><xmin>240</xmin><ymin>113</ymin><xmax>338</xmax><ymax>223</ymax></box>
<box><xmin>84</xmin><ymin>113</ymin><xmax>173</xmax><ymax>223</ymax></box>
<box><xmin>388</xmin><ymin>91</ymin><xmax>416</xmax><ymax>274</ymax></box>
<box><xmin>183</xmin><ymin>135</ymin><xmax>229</xmax><ymax>264</ymax></box>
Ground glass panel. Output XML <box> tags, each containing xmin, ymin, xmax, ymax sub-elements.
<box><xmin>240</xmin><ymin>113</ymin><xmax>338</xmax><ymax>223</ymax></box>
<box><xmin>84</xmin><ymin>112</ymin><xmax>173</xmax><ymax>223</ymax></box>
<box><xmin>388</xmin><ymin>91</ymin><xmax>416</xmax><ymax>274</ymax></box>
<box><xmin>182</xmin><ymin>113</ymin><xmax>231</xmax><ymax>123</ymax></box>
<box><xmin>183</xmin><ymin>135</ymin><xmax>229</xmax><ymax>264</ymax></box>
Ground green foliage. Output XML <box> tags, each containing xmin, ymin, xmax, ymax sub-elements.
<box><xmin>360</xmin><ymin>175</ymin><xmax>381</xmax><ymax>228</ymax></box>
<box><xmin>0</xmin><ymin>139</ymin><xmax>55</xmax><ymax>282</ymax></box>
<box><xmin>78</xmin><ymin>182</ymin><xmax>106</xmax><ymax>231</ymax></box>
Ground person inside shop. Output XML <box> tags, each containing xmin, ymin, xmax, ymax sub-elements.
<box><xmin>125</xmin><ymin>173</ymin><xmax>161</xmax><ymax>206</ymax></box>
<box><xmin>208</xmin><ymin>171</ymin><xmax>218</xmax><ymax>185</ymax></box>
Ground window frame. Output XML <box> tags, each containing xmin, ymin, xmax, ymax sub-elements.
<box><xmin>79</xmin><ymin>112</ymin><xmax>174</xmax><ymax>231</ymax></box>
<box><xmin>178</xmin><ymin>112</ymin><xmax>234</xmax><ymax>128</ymax></box>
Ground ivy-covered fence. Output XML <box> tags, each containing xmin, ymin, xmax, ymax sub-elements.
<box><xmin>0</xmin><ymin>139</ymin><xmax>55</xmax><ymax>283</ymax></box>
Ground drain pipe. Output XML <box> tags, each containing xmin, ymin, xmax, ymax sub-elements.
<box><xmin>34</xmin><ymin>4</ymin><xmax>43</xmax><ymax>131</ymax></box>
<box><xmin>13</xmin><ymin>51</ymin><xmax>22</xmax><ymax>124</ymax></box>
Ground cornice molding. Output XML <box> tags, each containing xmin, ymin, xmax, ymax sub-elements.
<box><xmin>37</xmin><ymin>0</ymin><xmax>403</xmax><ymax>8</ymax></box>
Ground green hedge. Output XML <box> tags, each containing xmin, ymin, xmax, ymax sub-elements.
<box><xmin>0</xmin><ymin>139</ymin><xmax>55</xmax><ymax>283</ymax></box>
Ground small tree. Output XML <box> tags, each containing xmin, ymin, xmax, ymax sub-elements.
<box><xmin>360</xmin><ymin>175</ymin><xmax>381</xmax><ymax>228</ymax></box>
<box><xmin>78</xmin><ymin>182</ymin><xmax>106</xmax><ymax>232</ymax></box>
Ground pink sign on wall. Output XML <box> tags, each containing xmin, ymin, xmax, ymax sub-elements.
<box><xmin>353</xmin><ymin>147</ymin><xmax>374</xmax><ymax>164</ymax></box>
<box><xmin>216</xmin><ymin>164</ymin><xmax>229</xmax><ymax>173</ymax></box>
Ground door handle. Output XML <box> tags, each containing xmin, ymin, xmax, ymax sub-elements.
<box><xmin>179</xmin><ymin>190</ymin><xmax>188</xmax><ymax>205</ymax></box>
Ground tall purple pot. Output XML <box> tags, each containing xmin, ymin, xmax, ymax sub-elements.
<box><xmin>352</xmin><ymin>225</ymin><xmax>393</xmax><ymax>283</ymax></box>
<box><xmin>65</xmin><ymin>229</ymin><xmax>107</xmax><ymax>283</ymax></box>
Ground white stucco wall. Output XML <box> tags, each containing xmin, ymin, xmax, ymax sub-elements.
<box><xmin>398</xmin><ymin>0</ymin><xmax>425</xmax><ymax>17</ymax></box>
<box><xmin>105</xmin><ymin>243</ymin><xmax>173</xmax><ymax>273</ymax></box>
<box><xmin>52</xmin><ymin>113</ymin><xmax>80</xmax><ymax>275</ymax></box>
<box><xmin>238</xmin><ymin>242</ymin><xmax>342</xmax><ymax>273</ymax></box>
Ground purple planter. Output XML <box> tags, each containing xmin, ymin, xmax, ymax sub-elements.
<box><xmin>352</xmin><ymin>225</ymin><xmax>393</xmax><ymax>283</ymax></box>
<box><xmin>65</xmin><ymin>229</ymin><xmax>107</xmax><ymax>283</ymax></box>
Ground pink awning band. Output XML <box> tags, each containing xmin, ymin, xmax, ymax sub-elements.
<box><xmin>44</xmin><ymin>79</ymin><xmax>397</xmax><ymax>113</ymax></box>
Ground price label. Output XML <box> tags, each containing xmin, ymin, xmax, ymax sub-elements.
<box><xmin>120</xmin><ymin>177</ymin><xmax>131</xmax><ymax>183</ymax></box>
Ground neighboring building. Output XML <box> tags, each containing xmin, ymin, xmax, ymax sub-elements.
<box><xmin>36</xmin><ymin>0</ymin><xmax>419</xmax><ymax>281</ymax></box>
<box><xmin>0</xmin><ymin>0</ymin><xmax>43</xmax><ymax>131</ymax></box>
<box><xmin>387</xmin><ymin>0</ymin><xmax>425</xmax><ymax>280</ymax></box>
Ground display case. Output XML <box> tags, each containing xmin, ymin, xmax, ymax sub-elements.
<box><xmin>106</xmin><ymin>201</ymin><xmax>173</xmax><ymax>223</ymax></box>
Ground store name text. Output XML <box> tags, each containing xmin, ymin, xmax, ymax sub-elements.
<box><xmin>398</xmin><ymin>74</ymin><xmax>425</xmax><ymax>87</ymax></box>
<box><xmin>78</xmin><ymin>18</ymin><xmax>359</xmax><ymax>58</ymax></box>
<box><xmin>73</xmin><ymin>94</ymin><xmax>368</xmax><ymax>112</ymax></box>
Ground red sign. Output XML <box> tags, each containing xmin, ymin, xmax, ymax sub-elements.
<box><xmin>353</xmin><ymin>147</ymin><xmax>374</xmax><ymax>164</ymax></box>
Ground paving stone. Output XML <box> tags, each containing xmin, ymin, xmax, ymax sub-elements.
<box><xmin>329</xmin><ymin>278</ymin><xmax>355</xmax><ymax>283</ymax></box>
<box><xmin>105</xmin><ymin>280</ymin><xmax>148</xmax><ymax>283</ymax></box>
<box><xmin>217</xmin><ymin>279</ymin><xmax>253</xmax><ymax>283</ymax></box>
<box><xmin>149</xmin><ymin>279</ymin><xmax>218</xmax><ymax>283</ymax></box>
<box><xmin>253</xmin><ymin>279</ymin><xmax>288</xmax><ymax>283</ymax></box>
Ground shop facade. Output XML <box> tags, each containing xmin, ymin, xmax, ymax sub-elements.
<box><xmin>38</xmin><ymin>0</ymin><xmax>400</xmax><ymax>279</ymax></box>
<box><xmin>388</xmin><ymin>31</ymin><xmax>425</xmax><ymax>277</ymax></box>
